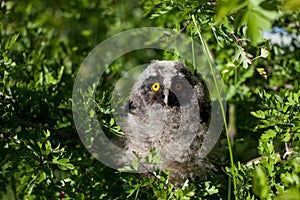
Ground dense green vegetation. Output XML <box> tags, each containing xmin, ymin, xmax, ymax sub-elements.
<box><xmin>1</xmin><ymin>0</ymin><xmax>300</xmax><ymax>199</ymax></box>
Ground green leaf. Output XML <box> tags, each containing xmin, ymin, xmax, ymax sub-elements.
<box><xmin>251</xmin><ymin>110</ymin><xmax>265</xmax><ymax>119</ymax></box>
<box><xmin>44</xmin><ymin>73</ymin><xmax>57</xmax><ymax>85</ymax></box>
<box><xmin>37</xmin><ymin>172</ymin><xmax>47</xmax><ymax>184</ymax></box>
<box><xmin>5</xmin><ymin>34</ymin><xmax>19</xmax><ymax>50</ymax></box>
<box><xmin>253</xmin><ymin>167</ymin><xmax>269</xmax><ymax>199</ymax></box>
<box><xmin>131</xmin><ymin>159</ymin><xmax>139</xmax><ymax>171</ymax></box>
<box><xmin>260</xmin><ymin>48</ymin><xmax>269</xmax><ymax>58</ymax></box>
<box><xmin>247</xmin><ymin>12</ymin><xmax>271</xmax><ymax>44</ymax></box>
<box><xmin>52</xmin><ymin>158</ymin><xmax>74</xmax><ymax>170</ymax></box>
<box><xmin>261</xmin><ymin>129</ymin><xmax>277</xmax><ymax>142</ymax></box>
<box><xmin>109</xmin><ymin>117</ymin><xmax>115</xmax><ymax>126</ymax></box>
<box><xmin>216</xmin><ymin>0</ymin><xmax>247</xmax><ymax>23</ymax></box>
<box><xmin>56</xmin><ymin>117</ymin><xmax>71</xmax><ymax>129</ymax></box>
<box><xmin>283</xmin><ymin>0</ymin><xmax>300</xmax><ymax>10</ymax></box>
<box><xmin>41</xmin><ymin>140</ymin><xmax>52</xmax><ymax>156</ymax></box>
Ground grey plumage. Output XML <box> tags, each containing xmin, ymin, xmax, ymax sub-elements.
<box><xmin>121</xmin><ymin>60</ymin><xmax>214</xmax><ymax>184</ymax></box>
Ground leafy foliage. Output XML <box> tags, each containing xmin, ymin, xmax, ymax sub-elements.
<box><xmin>0</xmin><ymin>0</ymin><xmax>300</xmax><ymax>199</ymax></box>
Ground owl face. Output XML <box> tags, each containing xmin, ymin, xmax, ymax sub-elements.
<box><xmin>128</xmin><ymin>60</ymin><xmax>205</xmax><ymax>116</ymax></box>
<box><xmin>124</xmin><ymin>60</ymin><xmax>211</xmax><ymax>151</ymax></box>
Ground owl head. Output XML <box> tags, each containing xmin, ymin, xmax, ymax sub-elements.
<box><xmin>127</xmin><ymin>60</ymin><xmax>211</xmax><ymax>125</ymax></box>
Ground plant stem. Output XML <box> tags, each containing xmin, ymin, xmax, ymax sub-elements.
<box><xmin>191</xmin><ymin>32</ymin><xmax>196</xmax><ymax>70</ymax></box>
<box><xmin>191</xmin><ymin>14</ymin><xmax>237</xmax><ymax>199</ymax></box>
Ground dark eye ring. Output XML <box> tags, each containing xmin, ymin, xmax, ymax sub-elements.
<box><xmin>174</xmin><ymin>83</ymin><xmax>182</xmax><ymax>91</ymax></box>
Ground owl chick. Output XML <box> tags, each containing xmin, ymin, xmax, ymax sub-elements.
<box><xmin>121</xmin><ymin>60</ymin><xmax>214</xmax><ymax>184</ymax></box>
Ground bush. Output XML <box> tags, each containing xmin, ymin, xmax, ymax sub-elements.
<box><xmin>1</xmin><ymin>0</ymin><xmax>299</xmax><ymax>199</ymax></box>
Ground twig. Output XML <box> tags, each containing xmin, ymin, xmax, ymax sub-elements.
<box><xmin>172</xmin><ymin>20</ymin><xmax>191</xmax><ymax>42</ymax></box>
<box><xmin>172</xmin><ymin>4</ymin><xmax>202</xmax><ymax>43</ymax></box>
<box><xmin>246</xmin><ymin>144</ymin><xmax>294</xmax><ymax>167</ymax></box>
<box><xmin>231</xmin><ymin>33</ymin><xmax>254</xmax><ymax>65</ymax></box>
<box><xmin>245</xmin><ymin>153</ymin><xmax>281</xmax><ymax>167</ymax></box>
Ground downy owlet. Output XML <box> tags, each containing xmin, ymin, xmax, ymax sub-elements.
<box><xmin>121</xmin><ymin>60</ymin><xmax>214</xmax><ymax>184</ymax></box>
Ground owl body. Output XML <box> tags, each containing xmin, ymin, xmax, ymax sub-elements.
<box><xmin>122</xmin><ymin>60</ymin><xmax>213</xmax><ymax>184</ymax></box>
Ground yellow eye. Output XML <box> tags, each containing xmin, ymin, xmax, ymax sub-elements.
<box><xmin>175</xmin><ymin>83</ymin><xmax>182</xmax><ymax>91</ymax></box>
<box><xmin>151</xmin><ymin>82</ymin><xmax>161</xmax><ymax>92</ymax></box>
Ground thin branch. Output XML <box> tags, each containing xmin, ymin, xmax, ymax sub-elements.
<box><xmin>173</xmin><ymin>20</ymin><xmax>191</xmax><ymax>42</ymax></box>
<box><xmin>231</xmin><ymin>33</ymin><xmax>254</xmax><ymax>65</ymax></box>
<box><xmin>172</xmin><ymin>3</ymin><xmax>204</xmax><ymax>43</ymax></box>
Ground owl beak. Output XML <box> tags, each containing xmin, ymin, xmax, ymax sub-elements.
<box><xmin>164</xmin><ymin>89</ymin><xmax>169</xmax><ymax>105</ymax></box>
